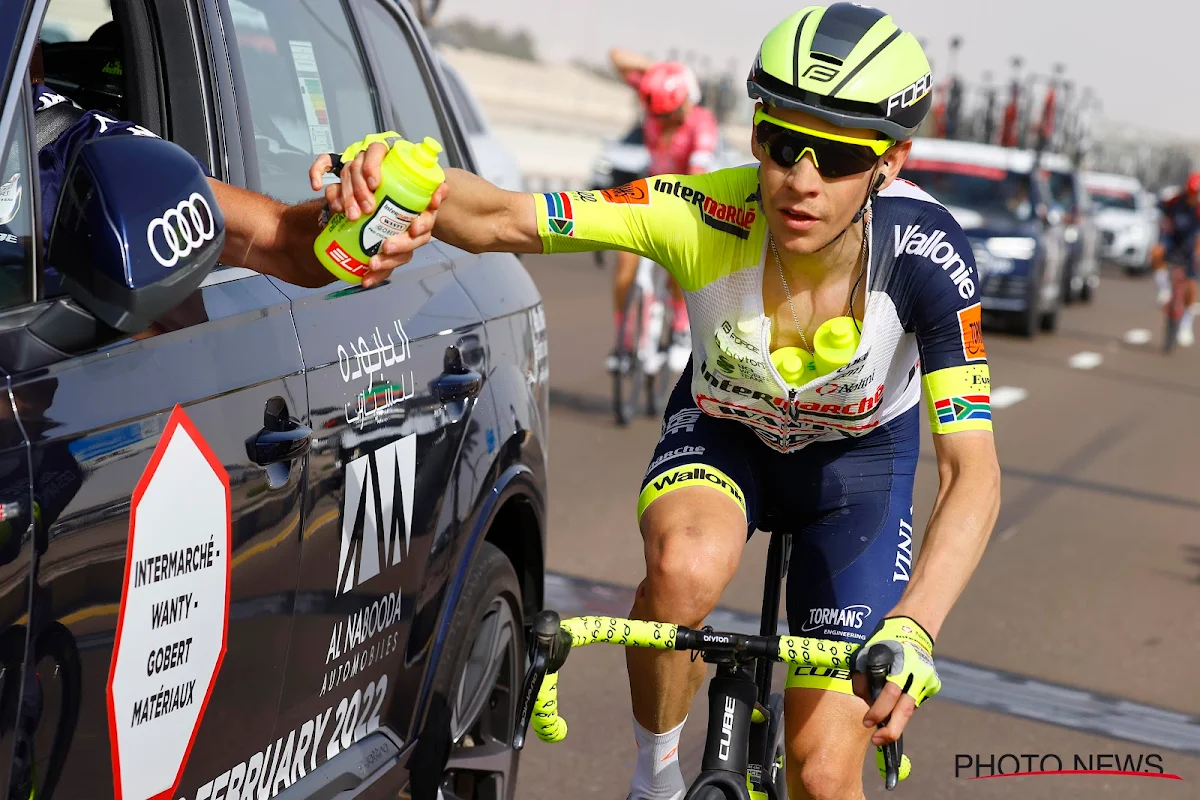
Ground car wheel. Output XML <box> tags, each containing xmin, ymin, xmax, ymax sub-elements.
<box><xmin>1040</xmin><ymin>305</ymin><xmax>1059</xmax><ymax>332</ymax></box>
<box><xmin>1080</xmin><ymin>278</ymin><xmax>1094</xmax><ymax>303</ymax></box>
<box><xmin>428</xmin><ymin>543</ymin><xmax>524</xmax><ymax>800</ymax></box>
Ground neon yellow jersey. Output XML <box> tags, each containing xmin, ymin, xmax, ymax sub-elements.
<box><xmin>535</xmin><ymin>168</ymin><xmax>991</xmax><ymax>452</ymax></box>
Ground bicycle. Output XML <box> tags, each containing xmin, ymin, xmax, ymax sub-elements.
<box><xmin>1162</xmin><ymin>261</ymin><xmax>1188</xmax><ymax>354</ymax></box>
<box><xmin>612</xmin><ymin>254</ymin><xmax>675</xmax><ymax>426</ymax></box>
<box><xmin>512</xmin><ymin>535</ymin><xmax>913</xmax><ymax>798</ymax></box>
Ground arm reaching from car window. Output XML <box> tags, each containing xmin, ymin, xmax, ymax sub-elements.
<box><xmin>309</xmin><ymin>143</ymin><xmax>542</xmax><ymax>256</ymax></box>
<box><xmin>208</xmin><ymin>179</ymin><xmax>439</xmax><ymax>289</ymax></box>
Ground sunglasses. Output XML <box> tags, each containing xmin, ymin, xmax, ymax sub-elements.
<box><xmin>754</xmin><ymin>108</ymin><xmax>894</xmax><ymax>178</ymax></box>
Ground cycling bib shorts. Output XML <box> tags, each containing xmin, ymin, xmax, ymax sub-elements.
<box><xmin>641</xmin><ymin>360</ymin><xmax>917</xmax><ymax>695</ymax></box>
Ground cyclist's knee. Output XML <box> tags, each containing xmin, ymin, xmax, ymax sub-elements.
<box><xmin>788</xmin><ymin>754</ymin><xmax>863</xmax><ymax>800</ymax></box>
<box><xmin>638</xmin><ymin>525</ymin><xmax>739</xmax><ymax>625</ymax></box>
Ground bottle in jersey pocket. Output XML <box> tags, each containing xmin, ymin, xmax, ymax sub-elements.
<box><xmin>771</xmin><ymin>346</ymin><xmax>818</xmax><ymax>387</ymax></box>
<box><xmin>813</xmin><ymin>316</ymin><xmax>862</xmax><ymax>376</ymax></box>
<box><xmin>314</xmin><ymin>135</ymin><xmax>446</xmax><ymax>284</ymax></box>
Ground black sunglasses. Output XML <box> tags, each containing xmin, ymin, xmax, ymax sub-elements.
<box><xmin>754</xmin><ymin>112</ymin><xmax>888</xmax><ymax>179</ymax></box>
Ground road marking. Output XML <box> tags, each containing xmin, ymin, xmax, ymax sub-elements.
<box><xmin>545</xmin><ymin>571</ymin><xmax>1200</xmax><ymax>754</ymax></box>
<box><xmin>1124</xmin><ymin>328</ymin><xmax>1153</xmax><ymax>346</ymax></box>
<box><xmin>990</xmin><ymin>386</ymin><xmax>1028</xmax><ymax>409</ymax></box>
<box><xmin>1068</xmin><ymin>351</ymin><xmax>1104</xmax><ymax>370</ymax></box>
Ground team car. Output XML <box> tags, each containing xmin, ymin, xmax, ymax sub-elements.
<box><xmin>0</xmin><ymin>1</ymin><xmax>547</xmax><ymax>798</ymax></box>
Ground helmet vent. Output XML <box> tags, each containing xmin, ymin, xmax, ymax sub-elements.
<box><xmin>810</xmin><ymin>52</ymin><xmax>844</xmax><ymax>66</ymax></box>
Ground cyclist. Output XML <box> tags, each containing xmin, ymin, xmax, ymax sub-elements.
<box><xmin>1151</xmin><ymin>172</ymin><xmax>1200</xmax><ymax>347</ymax></box>
<box><xmin>20</xmin><ymin>40</ymin><xmax>432</xmax><ymax>292</ymax></box>
<box><xmin>607</xmin><ymin>51</ymin><xmax>719</xmax><ymax>373</ymax></box>
<box><xmin>312</xmin><ymin>4</ymin><xmax>1001</xmax><ymax>798</ymax></box>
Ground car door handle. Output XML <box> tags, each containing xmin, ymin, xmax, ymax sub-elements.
<box><xmin>246</xmin><ymin>397</ymin><xmax>311</xmax><ymax>467</ymax></box>
<box><xmin>246</xmin><ymin>425</ymin><xmax>312</xmax><ymax>466</ymax></box>
<box><xmin>436</xmin><ymin>369</ymin><xmax>483</xmax><ymax>403</ymax></box>
<box><xmin>437</xmin><ymin>343</ymin><xmax>483</xmax><ymax>403</ymax></box>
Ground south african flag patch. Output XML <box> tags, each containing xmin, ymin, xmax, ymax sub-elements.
<box><xmin>934</xmin><ymin>394</ymin><xmax>991</xmax><ymax>425</ymax></box>
<box><xmin>544</xmin><ymin>192</ymin><xmax>574</xmax><ymax>237</ymax></box>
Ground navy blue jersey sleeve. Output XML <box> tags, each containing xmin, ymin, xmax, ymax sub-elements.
<box><xmin>34</xmin><ymin>85</ymin><xmax>212</xmax><ymax>241</ymax></box>
<box><xmin>877</xmin><ymin>194</ymin><xmax>992</xmax><ymax>434</ymax></box>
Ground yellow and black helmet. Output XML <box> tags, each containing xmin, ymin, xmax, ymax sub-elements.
<box><xmin>747</xmin><ymin>3</ymin><xmax>932</xmax><ymax>141</ymax></box>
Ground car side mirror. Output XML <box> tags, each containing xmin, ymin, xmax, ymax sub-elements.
<box><xmin>48</xmin><ymin>135</ymin><xmax>224</xmax><ymax>333</ymax></box>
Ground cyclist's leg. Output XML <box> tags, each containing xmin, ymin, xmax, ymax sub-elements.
<box><xmin>615</xmin><ymin>249</ymin><xmax>640</xmax><ymax>325</ymax></box>
<box><xmin>771</xmin><ymin>408</ymin><xmax>921</xmax><ymax>799</ymax></box>
<box><xmin>629</xmin><ymin>359</ymin><xmax>759</xmax><ymax>799</ymax></box>
<box><xmin>1179</xmin><ymin>260</ymin><xmax>1197</xmax><ymax>345</ymax></box>
<box><xmin>664</xmin><ymin>274</ymin><xmax>691</xmax><ymax>371</ymax></box>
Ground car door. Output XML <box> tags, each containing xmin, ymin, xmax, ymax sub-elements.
<box><xmin>214</xmin><ymin>0</ymin><xmax>488</xmax><ymax>786</ymax></box>
<box><xmin>0</xmin><ymin>1</ymin><xmax>310</xmax><ymax>797</ymax></box>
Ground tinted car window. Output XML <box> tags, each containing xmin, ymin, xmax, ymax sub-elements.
<box><xmin>1090</xmin><ymin>188</ymin><xmax>1138</xmax><ymax>211</ymax></box>
<box><xmin>357</xmin><ymin>1</ymin><xmax>451</xmax><ymax>148</ymax></box>
<box><xmin>0</xmin><ymin>99</ymin><xmax>35</xmax><ymax>310</ymax></box>
<box><xmin>228</xmin><ymin>0</ymin><xmax>379</xmax><ymax>203</ymax></box>
<box><xmin>1045</xmin><ymin>170</ymin><xmax>1078</xmax><ymax>212</ymax></box>
<box><xmin>902</xmin><ymin>160</ymin><xmax>1033</xmax><ymax>219</ymax></box>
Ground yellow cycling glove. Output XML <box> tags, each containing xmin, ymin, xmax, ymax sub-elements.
<box><xmin>852</xmin><ymin>616</ymin><xmax>941</xmax><ymax>707</ymax></box>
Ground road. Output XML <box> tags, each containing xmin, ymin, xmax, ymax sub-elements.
<box><xmin>512</xmin><ymin>252</ymin><xmax>1200</xmax><ymax>799</ymax></box>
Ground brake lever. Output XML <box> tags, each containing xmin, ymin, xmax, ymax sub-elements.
<box><xmin>513</xmin><ymin>610</ymin><xmax>563</xmax><ymax>750</ymax></box>
<box><xmin>865</xmin><ymin>643</ymin><xmax>903</xmax><ymax>791</ymax></box>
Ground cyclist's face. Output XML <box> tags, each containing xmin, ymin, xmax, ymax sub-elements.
<box><xmin>752</xmin><ymin>105</ymin><xmax>908</xmax><ymax>255</ymax></box>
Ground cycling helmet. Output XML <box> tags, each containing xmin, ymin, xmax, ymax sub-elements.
<box><xmin>1187</xmin><ymin>172</ymin><xmax>1200</xmax><ymax>195</ymax></box>
<box><xmin>747</xmin><ymin>3</ymin><xmax>932</xmax><ymax>141</ymax></box>
<box><xmin>639</xmin><ymin>62</ymin><xmax>698</xmax><ymax>116</ymax></box>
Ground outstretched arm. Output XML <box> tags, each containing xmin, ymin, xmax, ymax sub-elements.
<box><xmin>210</xmin><ymin>178</ymin><xmax>438</xmax><ymax>288</ymax></box>
<box><xmin>309</xmin><ymin>143</ymin><xmax>541</xmax><ymax>256</ymax></box>
<box><xmin>609</xmin><ymin>47</ymin><xmax>655</xmax><ymax>83</ymax></box>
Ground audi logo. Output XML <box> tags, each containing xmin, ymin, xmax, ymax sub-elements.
<box><xmin>146</xmin><ymin>192</ymin><xmax>216</xmax><ymax>267</ymax></box>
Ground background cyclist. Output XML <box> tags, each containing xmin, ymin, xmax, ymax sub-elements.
<box><xmin>607</xmin><ymin>49</ymin><xmax>719</xmax><ymax>373</ymax></box>
<box><xmin>1151</xmin><ymin>171</ymin><xmax>1200</xmax><ymax>346</ymax></box>
<box><xmin>312</xmin><ymin>5</ymin><xmax>1001</xmax><ymax>798</ymax></box>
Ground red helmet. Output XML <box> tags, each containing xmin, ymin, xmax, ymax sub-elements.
<box><xmin>638</xmin><ymin>62</ymin><xmax>699</xmax><ymax>116</ymax></box>
<box><xmin>1187</xmin><ymin>172</ymin><xmax>1200</xmax><ymax>195</ymax></box>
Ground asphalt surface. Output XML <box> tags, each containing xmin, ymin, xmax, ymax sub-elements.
<box><xmin>513</xmin><ymin>252</ymin><xmax>1200</xmax><ymax>799</ymax></box>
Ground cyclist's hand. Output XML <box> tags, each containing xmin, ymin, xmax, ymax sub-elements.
<box><xmin>308</xmin><ymin>140</ymin><xmax>448</xmax><ymax>286</ymax></box>
<box><xmin>851</xmin><ymin>616</ymin><xmax>941</xmax><ymax>746</ymax></box>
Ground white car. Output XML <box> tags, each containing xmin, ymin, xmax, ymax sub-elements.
<box><xmin>1082</xmin><ymin>172</ymin><xmax>1159</xmax><ymax>273</ymax></box>
<box><xmin>436</xmin><ymin>54</ymin><xmax>525</xmax><ymax>192</ymax></box>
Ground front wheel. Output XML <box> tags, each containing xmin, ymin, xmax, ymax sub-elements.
<box><xmin>423</xmin><ymin>543</ymin><xmax>525</xmax><ymax>800</ymax></box>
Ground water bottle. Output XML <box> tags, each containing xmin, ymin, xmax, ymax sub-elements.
<box><xmin>771</xmin><ymin>346</ymin><xmax>817</xmax><ymax>387</ymax></box>
<box><xmin>314</xmin><ymin>134</ymin><xmax>446</xmax><ymax>284</ymax></box>
<box><xmin>813</xmin><ymin>316</ymin><xmax>862</xmax><ymax>376</ymax></box>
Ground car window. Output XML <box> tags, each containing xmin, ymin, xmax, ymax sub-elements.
<box><xmin>901</xmin><ymin>161</ymin><xmax>1033</xmax><ymax>220</ymax></box>
<box><xmin>0</xmin><ymin>98</ymin><xmax>36</xmax><ymax>311</ymax></box>
<box><xmin>40</xmin><ymin>0</ymin><xmax>124</xmax><ymax>119</ymax></box>
<box><xmin>228</xmin><ymin>0</ymin><xmax>380</xmax><ymax>204</ymax></box>
<box><xmin>440</xmin><ymin>60</ymin><xmax>485</xmax><ymax>136</ymax></box>
<box><xmin>356</xmin><ymin>1</ymin><xmax>452</xmax><ymax>149</ymax></box>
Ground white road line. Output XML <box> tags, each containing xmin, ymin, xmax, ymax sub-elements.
<box><xmin>1124</xmin><ymin>328</ymin><xmax>1153</xmax><ymax>346</ymax></box>
<box><xmin>990</xmin><ymin>386</ymin><xmax>1028</xmax><ymax>409</ymax></box>
<box><xmin>1068</xmin><ymin>351</ymin><xmax>1104</xmax><ymax>370</ymax></box>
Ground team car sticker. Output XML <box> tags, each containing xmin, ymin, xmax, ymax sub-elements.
<box><xmin>107</xmin><ymin>405</ymin><xmax>231</xmax><ymax>800</ymax></box>
<box><xmin>288</xmin><ymin>40</ymin><xmax>335</xmax><ymax>154</ymax></box>
<box><xmin>0</xmin><ymin>173</ymin><xmax>22</xmax><ymax>226</ymax></box>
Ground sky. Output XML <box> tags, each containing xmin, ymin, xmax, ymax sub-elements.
<box><xmin>438</xmin><ymin>0</ymin><xmax>1200</xmax><ymax>139</ymax></box>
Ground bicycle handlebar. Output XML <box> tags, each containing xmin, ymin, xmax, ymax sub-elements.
<box><xmin>514</xmin><ymin>612</ymin><xmax>910</xmax><ymax>789</ymax></box>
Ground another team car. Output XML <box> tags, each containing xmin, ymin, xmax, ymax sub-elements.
<box><xmin>902</xmin><ymin>139</ymin><xmax>1067</xmax><ymax>337</ymax></box>
<box><xmin>0</xmin><ymin>2</ymin><xmax>548</xmax><ymax>800</ymax></box>
<box><xmin>1082</xmin><ymin>171</ymin><xmax>1159</xmax><ymax>274</ymax></box>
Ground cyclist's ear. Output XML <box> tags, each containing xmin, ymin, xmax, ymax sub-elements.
<box><xmin>750</xmin><ymin>102</ymin><xmax>766</xmax><ymax>160</ymax></box>
<box><xmin>875</xmin><ymin>140</ymin><xmax>912</xmax><ymax>193</ymax></box>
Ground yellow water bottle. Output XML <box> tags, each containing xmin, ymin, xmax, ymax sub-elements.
<box><xmin>771</xmin><ymin>346</ymin><xmax>817</xmax><ymax>387</ymax></box>
<box><xmin>813</xmin><ymin>316</ymin><xmax>862</xmax><ymax>376</ymax></box>
<box><xmin>315</xmin><ymin>133</ymin><xmax>446</xmax><ymax>283</ymax></box>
